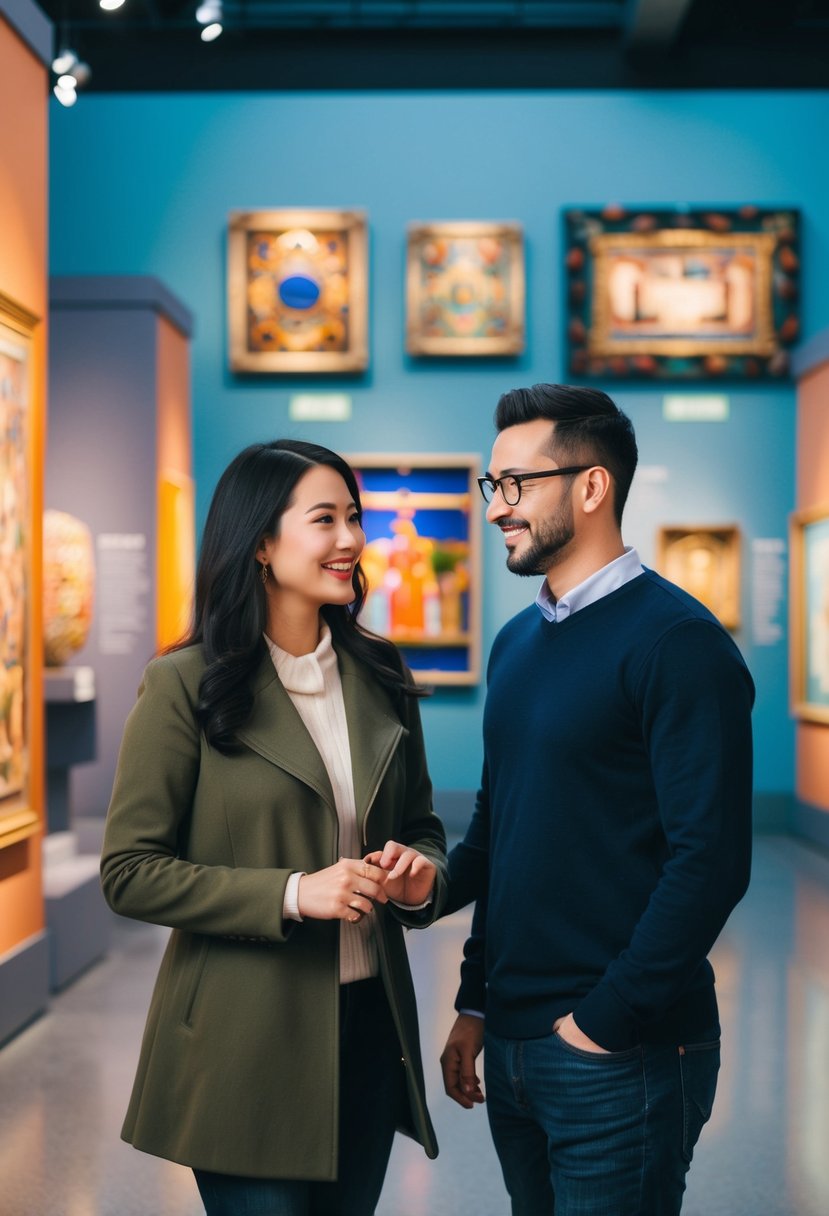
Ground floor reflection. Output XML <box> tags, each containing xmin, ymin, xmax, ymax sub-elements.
<box><xmin>1</xmin><ymin>836</ymin><xmax>828</xmax><ymax>1215</ymax></box>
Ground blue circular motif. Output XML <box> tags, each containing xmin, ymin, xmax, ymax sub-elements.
<box><xmin>279</xmin><ymin>274</ymin><xmax>321</xmax><ymax>310</ymax></box>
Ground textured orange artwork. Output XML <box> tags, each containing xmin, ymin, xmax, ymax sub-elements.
<box><xmin>0</xmin><ymin>327</ymin><xmax>29</xmax><ymax>805</ymax></box>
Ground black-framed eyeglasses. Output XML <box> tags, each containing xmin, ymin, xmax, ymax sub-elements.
<box><xmin>477</xmin><ymin>466</ymin><xmax>592</xmax><ymax>506</ymax></box>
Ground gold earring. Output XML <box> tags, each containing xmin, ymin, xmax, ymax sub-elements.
<box><xmin>260</xmin><ymin>561</ymin><xmax>269</xmax><ymax>585</ymax></box>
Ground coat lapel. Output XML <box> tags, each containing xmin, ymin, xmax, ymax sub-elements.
<box><xmin>338</xmin><ymin>648</ymin><xmax>407</xmax><ymax>841</ymax></box>
<box><xmin>236</xmin><ymin>652</ymin><xmax>336</xmax><ymax>810</ymax></box>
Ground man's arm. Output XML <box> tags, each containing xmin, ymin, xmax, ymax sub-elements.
<box><xmin>573</xmin><ymin>619</ymin><xmax>754</xmax><ymax>1051</ymax></box>
<box><xmin>440</xmin><ymin>767</ymin><xmax>491</xmax><ymax>1106</ymax></box>
<box><xmin>443</xmin><ymin>759</ymin><xmax>491</xmax><ymax>917</ymax></box>
<box><xmin>442</xmin><ymin>890</ymin><xmax>487</xmax><ymax>1107</ymax></box>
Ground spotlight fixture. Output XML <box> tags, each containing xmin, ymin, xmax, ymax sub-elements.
<box><xmin>53</xmin><ymin>82</ymin><xmax>77</xmax><ymax>107</ymax></box>
<box><xmin>99</xmin><ymin>0</ymin><xmax>126</xmax><ymax>9</ymax></box>
<box><xmin>197</xmin><ymin>0</ymin><xmax>222</xmax><ymax>39</ymax></box>
<box><xmin>195</xmin><ymin>0</ymin><xmax>221</xmax><ymax>23</ymax></box>
<box><xmin>51</xmin><ymin>25</ymin><xmax>91</xmax><ymax>106</ymax></box>
<box><xmin>51</xmin><ymin>48</ymin><xmax>77</xmax><ymax>75</ymax></box>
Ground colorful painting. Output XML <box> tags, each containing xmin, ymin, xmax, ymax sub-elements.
<box><xmin>348</xmin><ymin>455</ymin><xmax>481</xmax><ymax>685</ymax></box>
<box><xmin>564</xmin><ymin>206</ymin><xmax>800</xmax><ymax>379</ymax></box>
<box><xmin>0</xmin><ymin>295</ymin><xmax>39</xmax><ymax>847</ymax></box>
<box><xmin>406</xmin><ymin>221</ymin><xmax>524</xmax><ymax>356</ymax></box>
<box><xmin>656</xmin><ymin>526</ymin><xmax>741</xmax><ymax>631</ymax></box>
<box><xmin>228</xmin><ymin>209</ymin><xmax>368</xmax><ymax>373</ymax></box>
<box><xmin>791</xmin><ymin>506</ymin><xmax>829</xmax><ymax>723</ymax></box>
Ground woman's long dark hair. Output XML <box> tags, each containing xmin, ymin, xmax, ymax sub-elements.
<box><xmin>174</xmin><ymin>440</ymin><xmax>424</xmax><ymax>753</ymax></box>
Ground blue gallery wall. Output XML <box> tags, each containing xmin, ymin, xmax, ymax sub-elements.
<box><xmin>49</xmin><ymin>90</ymin><xmax>829</xmax><ymax>799</ymax></box>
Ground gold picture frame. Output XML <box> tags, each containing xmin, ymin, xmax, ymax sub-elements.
<box><xmin>347</xmin><ymin>453</ymin><xmax>482</xmax><ymax>685</ymax></box>
<box><xmin>228</xmin><ymin>209</ymin><xmax>368</xmax><ymax>373</ymax></box>
<box><xmin>790</xmin><ymin>505</ymin><xmax>829</xmax><ymax>723</ymax></box>
<box><xmin>656</xmin><ymin>525</ymin><xmax>741</xmax><ymax>631</ymax></box>
<box><xmin>591</xmin><ymin>229</ymin><xmax>777</xmax><ymax>358</ymax></box>
<box><xmin>565</xmin><ymin>206</ymin><xmax>800</xmax><ymax>379</ymax></box>
<box><xmin>0</xmin><ymin>292</ymin><xmax>41</xmax><ymax>848</ymax></box>
<box><xmin>406</xmin><ymin>221</ymin><xmax>524</xmax><ymax>356</ymax></box>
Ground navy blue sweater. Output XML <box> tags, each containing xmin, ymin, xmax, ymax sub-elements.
<box><xmin>449</xmin><ymin>569</ymin><xmax>754</xmax><ymax>1051</ymax></box>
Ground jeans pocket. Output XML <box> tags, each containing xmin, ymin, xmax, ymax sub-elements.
<box><xmin>679</xmin><ymin>1040</ymin><xmax>720</xmax><ymax>1164</ymax></box>
<box><xmin>552</xmin><ymin>1030</ymin><xmax>641</xmax><ymax>1064</ymax></box>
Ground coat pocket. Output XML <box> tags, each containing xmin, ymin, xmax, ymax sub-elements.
<box><xmin>179</xmin><ymin>936</ymin><xmax>211</xmax><ymax>1029</ymax></box>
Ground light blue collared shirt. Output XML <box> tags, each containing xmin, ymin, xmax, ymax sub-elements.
<box><xmin>535</xmin><ymin>546</ymin><xmax>644</xmax><ymax>622</ymax></box>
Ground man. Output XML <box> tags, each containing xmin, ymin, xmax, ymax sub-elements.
<box><xmin>440</xmin><ymin>383</ymin><xmax>753</xmax><ymax>1215</ymax></box>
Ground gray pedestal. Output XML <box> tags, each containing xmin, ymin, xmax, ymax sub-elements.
<box><xmin>45</xmin><ymin>667</ymin><xmax>96</xmax><ymax>834</ymax></box>
<box><xmin>43</xmin><ymin>832</ymin><xmax>110</xmax><ymax>991</ymax></box>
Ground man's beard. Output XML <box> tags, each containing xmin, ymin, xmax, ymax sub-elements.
<box><xmin>504</xmin><ymin>494</ymin><xmax>575</xmax><ymax>576</ymax></box>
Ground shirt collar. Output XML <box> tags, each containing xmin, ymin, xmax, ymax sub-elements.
<box><xmin>264</xmin><ymin>623</ymin><xmax>336</xmax><ymax>694</ymax></box>
<box><xmin>536</xmin><ymin>546</ymin><xmax>644</xmax><ymax>623</ymax></box>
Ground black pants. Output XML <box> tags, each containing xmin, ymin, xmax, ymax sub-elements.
<box><xmin>194</xmin><ymin>977</ymin><xmax>406</xmax><ymax>1216</ymax></box>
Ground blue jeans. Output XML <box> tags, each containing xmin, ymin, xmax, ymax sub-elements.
<box><xmin>484</xmin><ymin>1028</ymin><xmax>720</xmax><ymax>1216</ymax></box>
<box><xmin>194</xmin><ymin>977</ymin><xmax>405</xmax><ymax>1215</ymax></box>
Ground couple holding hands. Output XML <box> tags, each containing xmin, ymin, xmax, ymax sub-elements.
<box><xmin>102</xmin><ymin>384</ymin><xmax>754</xmax><ymax>1216</ymax></box>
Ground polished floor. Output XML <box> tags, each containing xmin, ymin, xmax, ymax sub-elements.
<box><xmin>2</xmin><ymin>834</ymin><xmax>829</xmax><ymax>1216</ymax></box>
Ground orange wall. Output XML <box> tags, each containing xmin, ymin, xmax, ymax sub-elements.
<box><xmin>156</xmin><ymin>315</ymin><xmax>192</xmax><ymax>477</ymax></box>
<box><xmin>795</xmin><ymin>359</ymin><xmax>829</xmax><ymax>812</ymax></box>
<box><xmin>155</xmin><ymin>315</ymin><xmax>194</xmax><ymax>649</ymax></box>
<box><xmin>0</xmin><ymin>14</ymin><xmax>47</xmax><ymax>953</ymax></box>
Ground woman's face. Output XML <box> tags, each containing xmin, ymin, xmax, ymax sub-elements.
<box><xmin>258</xmin><ymin>464</ymin><xmax>365</xmax><ymax>615</ymax></box>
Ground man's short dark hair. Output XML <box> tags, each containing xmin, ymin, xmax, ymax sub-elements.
<box><xmin>494</xmin><ymin>384</ymin><xmax>638</xmax><ymax>525</ymax></box>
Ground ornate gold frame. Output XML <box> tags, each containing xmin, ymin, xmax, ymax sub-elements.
<box><xmin>406</xmin><ymin>221</ymin><xmax>524</xmax><ymax>356</ymax></box>
<box><xmin>564</xmin><ymin>206</ymin><xmax>799</xmax><ymax>379</ymax></box>
<box><xmin>790</xmin><ymin>504</ymin><xmax>829</xmax><ymax>724</ymax></box>
<box><xmin>656</xmin><ymin>524</ymin><xmax>741</xmax><ymax>631</ymax></box>
<box><xmin>590</xmin><ymin>229</ymin><xmax>777</xmax><ymax>358</ymax></box>
<box><xmin>228</xmin><ymin>208</ymin><xmax>368</xmax><ymax>373</ymax></box>
<box><xmin>0</xmin><ymin>291</ymin><xmax>41</xmax><ymax>849</ymax></box>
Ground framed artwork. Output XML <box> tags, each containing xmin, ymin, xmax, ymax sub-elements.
<box><xmin>656</xmin><ymin>525</ymin><xmax>741</xmax><ymax>631</ymax></box>
<box><xmin>348</xmin><ymin>454</ymin><xmax>481</xmax><ymax>685</ymax></box>
<box><xmin>406</xmin><ymin>221</ymin><xmax>524</xmax><ymax>356</ymax></box>
<box><xmin>228</xmin><ymin>209</ymin><xmax>368</xmax><ymax>373</ymax></box>
<box><xmin>790</xmin><ymin>505</ymin><xmax>829</xmax><ymax>723</ymax></box>
<box><xmin>0</xmin><ymin>292</ymin><xmax>40</xmax><ymax>849</ymax></box>
<box><xmin>564</xmin><ymin>206</ymin><xmax>800</xmax><ymax>379</ymax></box>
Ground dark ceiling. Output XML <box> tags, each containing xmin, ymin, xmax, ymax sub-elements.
<box><xmin>38</xmin><ymin>0</ymin><xmax>829</xmax><ymax>92</ymax></box>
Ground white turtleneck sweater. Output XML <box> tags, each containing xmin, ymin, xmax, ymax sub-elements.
<box><xmin>265</xmin><ymin>625</ymin><xmax>379</xmax><ymax>984</ymax></box>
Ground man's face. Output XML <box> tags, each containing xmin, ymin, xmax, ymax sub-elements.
<box><xmin>485</xmin><ymin>419</ymin><xmax>577</xmax><ymax>577</ymax></box>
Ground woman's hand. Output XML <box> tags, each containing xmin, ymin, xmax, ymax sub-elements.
<box><xmin>363</xmin><ymin>840</ymin><xmax>436</xmax><ymax>906</ymax></box>
<box><xmin>297</xmin><ymin>858</ymin><xmax>389</xmax><ymax>923</ymax></box>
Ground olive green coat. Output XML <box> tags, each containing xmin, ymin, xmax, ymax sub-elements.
<box><xmin>101</xmin><ymin>643</ymin><xmax>447</xmax><ymax>1180</ymax></box>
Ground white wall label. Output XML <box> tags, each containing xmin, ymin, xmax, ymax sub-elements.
<box><xmin>289</xmin><ymin>393</ymin><xmax>352</xmax><ymax>421</ymax></box>
<box><xmin>751</xmin><ymin>538</ymin><xmax>786</xmax><ymax>647</ymax></box>
<box><xmin>663</xmin><ymin>395</ymin><xmax>730</xmax><ymax>422</ymax></box>
<box><xmin>97</xmin><ymin>533</ymin><xmax>150</xmax><ymax>655</ymax></box>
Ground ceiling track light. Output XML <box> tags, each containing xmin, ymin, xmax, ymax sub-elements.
<box><xmin>53</xmin><ymin>82</ymin><xmax>77</xmax><ymax>107</ymax></box>
<box><xmin>51</xmin><ymin>48</ymin><xmax>77</xmax><ymax>75</ymax></box>
<box><xmin>196</xmin><ymin>0</ymin><xmax>222</xmax><ymax>24</ymax></box>
<box><xmin>51</xmin><ymin>21</ymin><xmax>91</xmax><ymax>106</ymax></box>
<box><xmin>197</xmin><ymin>0</ymin><xmax>223</xmax><ymax>39</ymax></box>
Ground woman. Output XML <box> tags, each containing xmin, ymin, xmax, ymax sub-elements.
<box><xmin>101</xmin><ymin>440</ymin><xmax>447</xmax><ymax>1215</ymax></box>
